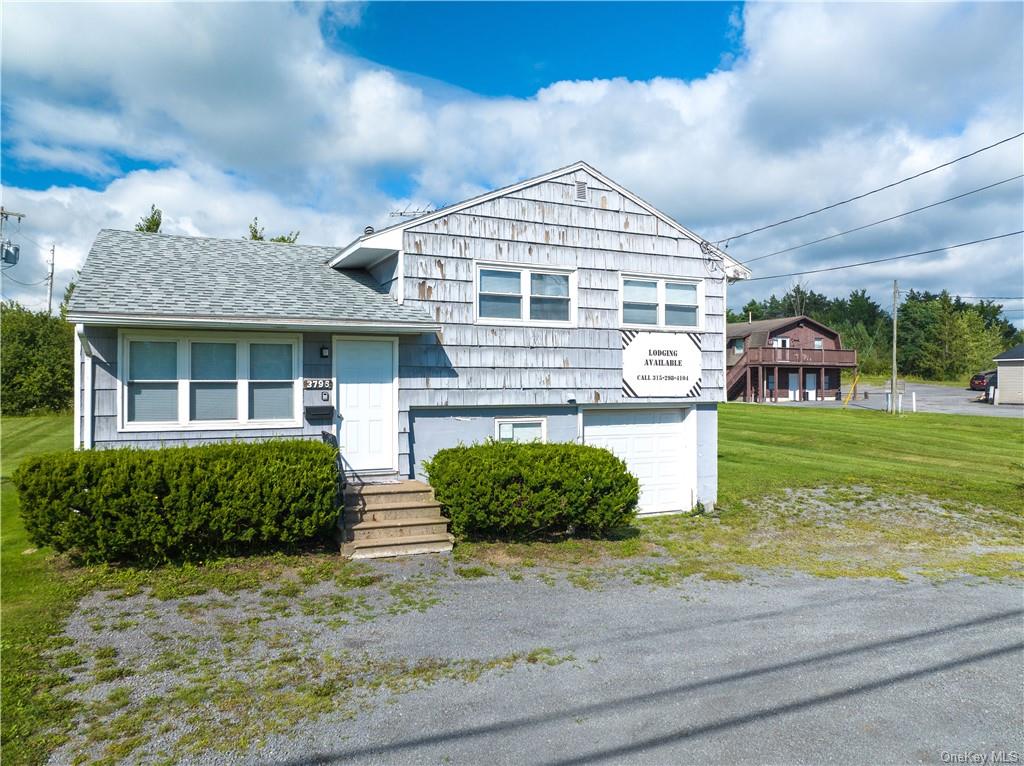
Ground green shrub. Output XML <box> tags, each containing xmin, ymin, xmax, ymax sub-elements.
<box><xmin>424</xmin><ymin>441</ymin><xmax>638</xmax><ymax>541</ymax></box>
<box><xmin>13</xmin><ymin>440</ymin><xmax>338</xmax><ymax>565</ymax></box>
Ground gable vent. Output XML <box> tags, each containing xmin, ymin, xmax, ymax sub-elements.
<box><xmin>574</xmin><ymin>180</ymin><xmax>588</xmax><ymax>201</ymax></box>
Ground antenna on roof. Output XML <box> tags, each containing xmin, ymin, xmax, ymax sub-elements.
<box><xmin>388</xmin><ymin>203</ymin><xmax>444</xmax><ymax>218</ymax></box>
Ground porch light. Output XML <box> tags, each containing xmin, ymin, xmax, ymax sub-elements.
<box><xmin>320</xmin><ymin>345</ymin><xmax>329</xmax><ymax>358</ymax></box>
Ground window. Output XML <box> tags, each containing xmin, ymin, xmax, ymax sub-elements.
<box><xmin>190</xmin><ymin>342</ymin><xmax>237</xmax><ymax>421</ymax></box>
<box><xmin>813</xmin><ymin>338</ymin><xmax>824</xmax><ymax>350</ymax></box>
<box><xmin>249</xmin><ymin>343</ymin><xmax>294</xmax><ymax>420</ymax></box>
<box><xmin>621</xmin><ymin>276</ymin><xmax>702</xmax><ymax>329</ymax></box>
<box><xmin>477</xmin><ymin>265</ymin><xmax>574</xmax><ymax>324</ymax></box>
<box><xmin>127</xmin><ymin>341</ymin><xmax>178</xmax><ymax>422</ymax></box>
<box><xmin>665</xmin><ymin>282</ymin><xmax>698</xmax><ymax>327</ymax></box>
<box><xmin>495</xmin><ymin>418</ymin><xmax>546</xmax><ymax>443</ymax></box>
<box><xmin>623</xmin><ymin>279</ymin><xmax>658</xmax><ymax>325</ymax></box>
<box><xmin>121</xmin><ymin>332</ymin><xmax>300</xmax><ymax>430</ymax></box>
<box><xmin>734</xmin><ymin>338</ymin><xmax>745</xmax><ymax>353</ymax></box>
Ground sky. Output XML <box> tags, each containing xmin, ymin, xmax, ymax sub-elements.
<box><xmin>2</xmin><ymin>1</ymin><xmax>1023</xmax><ymax>323</ymax></box>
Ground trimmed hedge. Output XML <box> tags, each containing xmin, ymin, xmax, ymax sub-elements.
<box><xmin>424</xmin><ymin>441</ymin><xmax>638</xmax><ymax>541</ymax></box>
<box><xmin>13</xmin><ymin>440</ymin><xmax>339</xmax><ymax>565</ymax></box>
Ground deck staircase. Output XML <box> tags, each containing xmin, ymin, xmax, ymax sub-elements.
<box><xmin>339</xmin><ymin>480</ymin><xmax>454</xmax><ymax>559</ymax></box>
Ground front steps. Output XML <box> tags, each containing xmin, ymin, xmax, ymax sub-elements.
<box><xmin>340</xmin><ymin>480</ymin><xmax>454</xmax><ymax>559</ymax></box>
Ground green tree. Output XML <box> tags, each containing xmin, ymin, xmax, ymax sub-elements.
<box><xmin>135</xmin><ymin>204</ymin><xmax>162</xmax><ymax>233</ymax></box>
<box><xmin>246</xmin><ymin>217</ymin><xmax>299</xmax><ymax>243</ymax></box>
<box><xmin>0</xmin><ymin>301</ymin><xmax>74</xmax><ymax>414</ymax></box>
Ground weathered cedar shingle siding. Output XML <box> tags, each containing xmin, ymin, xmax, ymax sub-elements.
<box><xmin>398</xmin><ymin>172</ymin><xmax>726</xmax><ymax>408</ymax></box>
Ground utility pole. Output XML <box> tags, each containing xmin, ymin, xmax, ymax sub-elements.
<box><xmin>890</xmin><ymin>279</ymin><xmax>899</xmax><ymax>414</ymax></box>
<box><xmin>47</xmin><ymin>244</ymin><xmax>55</xmax><ymax>314</ymax></box>
<box><xmin>0</xmin><ymin>207</ymin><xmax>26</xmax><ymax>243</ymax></box>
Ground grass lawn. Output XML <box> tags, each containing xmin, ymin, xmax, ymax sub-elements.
<box><xmin>1</xmin><ymin>416</ymin><xmax>80</xmax><ymax>766</ymax></box>
<box><xmin>841</xmin><ymin>369</ymin><xmax>971</xmax><ymax>389</ymax></box>
<box><xmin>2</xmin><ymin>406</ymin><xmax>1023</xmax><ymax>763</ymax></box>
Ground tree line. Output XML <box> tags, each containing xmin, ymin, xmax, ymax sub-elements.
<box><xmin>729</xmin><ymin>284</ymin><xmax>1022</xmax><ymax>380</ymax></box>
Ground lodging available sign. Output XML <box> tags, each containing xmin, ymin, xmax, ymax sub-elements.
<box><xmin>621</xmin><ymin>330</ymin><xmax>703</xmax><ymax>398</ymax></box>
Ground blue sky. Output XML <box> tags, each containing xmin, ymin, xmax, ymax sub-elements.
<box><xmin>1</xmin><ymin>2</ymin><xmax>1022</xmax><ymax>319</ymax></box>
<box><xmin>328</xmin><ymin>2</ymin><xmax>740</xmax><ymax>97</ymax></box>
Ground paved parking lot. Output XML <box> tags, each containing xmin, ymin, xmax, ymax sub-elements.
<box><xmin>776</xmin><ymin>382</ymin><xmax>1023</xmax><ymax>418</ymax></box>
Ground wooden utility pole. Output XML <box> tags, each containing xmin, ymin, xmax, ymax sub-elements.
<box><xmin>47</xmin><ymin>244</ymin><xmax>55</xmax><ymax>314</ymax></box>
<box><xmin>890</xmin><ymin>279</ymin><xmax>899</xmax><ymax>414</ymax></box>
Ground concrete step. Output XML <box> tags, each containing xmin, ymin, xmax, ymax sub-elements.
<box><xmin>342</xmin><ymin>532</ymin><xmax>454</xmax><ymax>560</ymax></box>
<box><xmin>343</xmin><ymin>500</ymin><xmax>445</xmax><ymax>523</ymax></box>
<box><xmin>347</xmin><ymin>517</ymin><xmax>451</xmax><ymax>541</ymax></box>
<box><xmin>343</xmin><ymin>480</ymin><xmax>435</xmax><ymax>510</ymax></box>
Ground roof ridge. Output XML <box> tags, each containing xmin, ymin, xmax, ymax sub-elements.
<box><xmin>98</xmin><ymin>228</ymin><xmax>339</xmax><ymax>251</ymax></box>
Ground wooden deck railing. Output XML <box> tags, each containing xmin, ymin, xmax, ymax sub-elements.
<box><xmin>742</xmin><ymin>347</ymin><xmax>858</xmax><ymax>366</ymax></box>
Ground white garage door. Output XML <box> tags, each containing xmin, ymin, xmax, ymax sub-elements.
<box><xmin>584</xmin><ymin>409</ymin><xmax>687</xmax><ymax>515</ymax></box>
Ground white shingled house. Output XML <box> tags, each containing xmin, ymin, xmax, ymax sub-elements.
<box><xmin>67</xmin><ymin>162</ymin><xmax>750</xmax><ymax>556</ymax></box>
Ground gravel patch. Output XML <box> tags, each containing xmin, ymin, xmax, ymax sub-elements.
<box><xmin>44</xmin><ymin>488</ymin><xmax>1024</xmax><ymax>765</ymax></box>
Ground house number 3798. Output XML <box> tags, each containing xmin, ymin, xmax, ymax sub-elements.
<box><xmin>303</xmin><ymin>379</ymin><xmax>333</xmax><ymax>390</ymax></box>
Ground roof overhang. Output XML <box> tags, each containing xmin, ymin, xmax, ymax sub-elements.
<box><xmin>328</xmin><ymin>227</ymin><xmax>404</xmax><ymax>268</ymax></box>
<box><xmin>328</xmin><ymin>161</ymin><xmax>752</xmax><ymax>279</ymax></box>
<box><xmin>68</xmin><ymin>312</ymin><xmax>440</xmax><ymax>335</ymax></box>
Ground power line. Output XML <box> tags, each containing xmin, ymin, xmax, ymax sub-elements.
<box><xmin>744</xmin><ymin>230</ymin><xmax>1024</xmax><ymax>282</ymax></box>
<box><xmin>715</xmin><ymin>131</ymin><xmax>1024</xmax><ymax>245</ymax></box>
<box><xmin>739</xmin><ymin>174</ymin><xmax>1024</xmax><ymax>265</ymax></box>
<box><xmin>1</xmin><ymin>274</ymin><xmax>50</xmax><ymax>288</ymax></box>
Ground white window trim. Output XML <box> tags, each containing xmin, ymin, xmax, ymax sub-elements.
<box><xmin>117</xmin><ymin>329</ymin><xmax>303</xmax><ymax>432</ymax></box>
<box><xmin>474</xmin><ymin>261</ymin><xmax>578</xmax><ymax>328</ymax></box>
<box><xmin>494</xmin><ymin>416</ymin><xmax>548</xmax><ymax>443</ymax></box>
<box><xmin>619</xmin><ymin>273</ymin><xmax>704</xmax><ymax>331</ymax></box>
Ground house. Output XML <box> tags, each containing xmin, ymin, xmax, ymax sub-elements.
<box><xmin>67</xmin><ymin>161</ymin><xmax>750</xmax><ymax>555</ymax></box>
<box><xmin>725</xmin><ymin>316</ymin><xmax>857</xmax><ymax>402</ymax></box>
<box><xmin>993</xmin><ymin>343</ymin><xmax>1024</xmax><ymax>405</ymax></box>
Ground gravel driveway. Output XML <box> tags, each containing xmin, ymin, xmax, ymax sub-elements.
<box><xmin>52</xmin><ymin>560</ymin><xmax>1023</xmax><ymax>765</ymax></box>
<box><xmin>776</xmin><ymin>382</ymin><xmax>1023</xmax><ymax>418</ymax></box>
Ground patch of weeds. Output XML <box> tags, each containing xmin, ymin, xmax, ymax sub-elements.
<box><xmin>54</xmin><ymin>650</ymin><xmax>86</xmax><ymax>669</ymax></box>
<box><xmin>455</xmin><ymin>566</ymin><xmax>492</xmax><ymax>579</ymax></box>
<box><xmin>335</xmin><ymin>562</ymin><xmax>383</xmax><ymax>589</ymax></box>
<box><xmin>567</xmin><ymin>570</ymin><xmax>602</xmax><ymax>591</ymax></box>
<box><xmin>385</xmin><ymin>577</ymin><xmax>442</xmax><ymax>616</ymax></box>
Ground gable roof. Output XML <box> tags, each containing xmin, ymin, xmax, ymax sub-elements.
<box><xmin>727</xmin><ymin>316</ymin><xmax>840</xmax><ymax>345</ymax></box>
<box><xmin>67</xmin><ymin>229</ymin><xmax>438</xmax><ymax>331</ymax></box>
<box><xmin>328</xmin><ymin>161</ymin><xmax>751</xmax><ymax>279</ymax></box>
<box><xmin>994</xmin><ymin>343</ymin><xmax>1024</xmax><ymax>361</ymax></box>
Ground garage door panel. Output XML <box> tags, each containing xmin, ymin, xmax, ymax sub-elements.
<box><xmin>584</xmin><ymin>409</ymin><xmax>687</xmax><ymax>515</ymax></box>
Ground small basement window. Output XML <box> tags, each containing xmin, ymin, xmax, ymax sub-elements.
<box><xmin>495</xmin><ymin>417</ymin><xmax>546</xmax><ymax>443</ymax></box>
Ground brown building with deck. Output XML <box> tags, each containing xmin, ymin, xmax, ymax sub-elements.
<box><xmin>726</xmin><ymin>316</ymin><xmax>857</xmax><ymax>402</ymax></box>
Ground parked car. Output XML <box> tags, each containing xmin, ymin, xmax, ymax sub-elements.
<box><xmin>970</xmin><ymin>370</ymin><xmax>996</xmax><ymax>391</ymax></box>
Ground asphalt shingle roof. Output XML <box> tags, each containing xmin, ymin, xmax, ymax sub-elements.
<box><xmin>994</xmin><ymin>343</ymin><xmax>1024</xmax><ymax>361</ymax></box>
<box><xmin>68</xmin><ymin>229</ymin><xmax>434</xmax><ymax>326</ymax></box>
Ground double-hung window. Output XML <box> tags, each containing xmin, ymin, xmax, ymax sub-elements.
<box><xmin>190</xmin><ymin>342</ymin><xmax>237</xmax><ymax>421</ymax></box>
<box><xmin>121</xmin><ymin>332</ymin><xmax>300</xmax><ymax>430</ymax></box>
<box><xmin>249</xmin><ymin>343</ymin><xmax>294</xmax><ymax>420</ymax></box>
<box><xmin>127</xmin><ymin>341</ymin><xmax>179</xmax><ymax>422</ymax></box>
<box><xmin>621</xmin><ymin>276</ymin><xmax>702</xmax><ymax>329</ymax></box>
<box><xmin>477</xmin><ymin>264</ymin><xmax>574</xmax><ymax>324</ymax></box>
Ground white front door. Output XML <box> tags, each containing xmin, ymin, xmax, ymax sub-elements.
<box><xmin>805</xmin><ymin>371</ymin><xmax>817</xmax><ymax>401</ymax></box>
<box><xmin>583</xmin><ymin>409</ymin><xmax>689</xmax><ymax>515</ymax></box>
<box><xmin>335</xmin><ymin>338</ymin><xmax>396</xmax><ymax>472</ymax></box>
<box><xmin>788</xmin><ymin>372</ymin><xmax>800</xmax><ymax>400</ymax></box>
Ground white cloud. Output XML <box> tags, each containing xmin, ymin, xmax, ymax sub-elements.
<box><xmin>1</xmin><ymin>1</ymin><xmax>1021</xmax><ymax>320</ymax></box>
